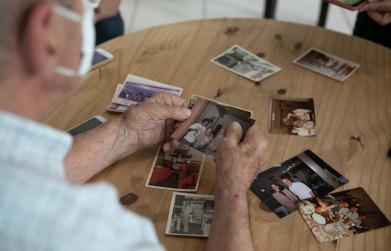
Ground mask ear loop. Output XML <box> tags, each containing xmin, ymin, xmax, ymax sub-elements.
<box><xmin>53</xmin><ymin>4</ymin><xmax>82</xmax><ymax>22</ymax></box>
<box><xmin>52</xmin><ymin>4</ymin><xmax>83</xmax><ymax>77</ymax></box>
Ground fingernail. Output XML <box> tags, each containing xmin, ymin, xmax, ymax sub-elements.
<box><xmin>183</xmin><ymin>108</ymin><xmax>191</xmax><ymax>116</ymax></box>
<box><xmin>232</xmin><ymin>121</ymin><xmax>241</xmax><ymax>129</ymax></box>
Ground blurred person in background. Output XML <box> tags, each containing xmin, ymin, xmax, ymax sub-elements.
<box><xmin>94</xmin><ymin>0</ymin><xmax>124</xmax><ymax>44</ymax></box>
<box><xmin>355</xmin><ymin>0</ymin><xmax>391</xmax><ymax>48</ymax></box>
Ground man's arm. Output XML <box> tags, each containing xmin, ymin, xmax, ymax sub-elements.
<box><xmin>65</xmin><ymin>94</ymin><xmax>191</xmax><ymax>184</ymax></box>
<box><xmin>207</xmin><ymin>122</ymin><xmax>268</xmax><ymax>251</ymax></box>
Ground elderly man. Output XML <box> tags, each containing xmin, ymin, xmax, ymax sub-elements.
<box><xmin>0</xmin><ymin>0</ymin><xmax>268</xmax><ymax>251</ymax></box>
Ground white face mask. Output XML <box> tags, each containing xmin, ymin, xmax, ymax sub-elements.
<box><xmin>53</xmin><ymin>0</ymin><xmax>96</xmax><ymax>77</ymax></box>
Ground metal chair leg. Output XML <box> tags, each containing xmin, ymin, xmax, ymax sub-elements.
<box><xmin>264</xmin><ymin>0</ymin><xmax>278</xmax><ymax>19</ymax></box>
<box><xmin>318</xmin><ymin>1</ymin><xmax>329</xmax><ymax>27</ymax></box>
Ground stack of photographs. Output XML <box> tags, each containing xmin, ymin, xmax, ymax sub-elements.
<box><xmin>107</xmin><ymin>74</ymin><xmax>183</xmax><ymax>113</ymax></box>
<box><xmin>269</xmin><ymin>97</ymin><xmax>316</xmax><ymax>137</ymax></box>
<box><xmin>293</xmin><ymin>48</ymin><xmax>360</xmax><ymax>82</ymax></box>
<box><xmin>171</xmin><ymin>95</ymin><xmax>255</xmax><ymax>156</ymax></box>
<box><xmin>166</xmin><ymin>192</ymin><xmax>215</xmax><ymax>237</ymax></box>
<box><xmin>145</xmin><ymin>145</ymin><xmax>205</xmax><ymax>192</ymax></box>
<box><xmin>298</xmin><ymin>188</ymin><xmax>390</xmax><ymax>242</ymax></box>
<box><xmin>251</xmin><ymin>150</ymin><xmax>349</xmax><ymax>218</ymax></box>
<box><xmin>211</xmin><ymin>45</ymin><xmax>281</xmax><ymax>82</ymax></box>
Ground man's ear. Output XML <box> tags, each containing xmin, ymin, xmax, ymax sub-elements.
<box><xmin>19</xmin><ymin>3</ymin><xmax>56</xmax><ymax>77</ymax></box>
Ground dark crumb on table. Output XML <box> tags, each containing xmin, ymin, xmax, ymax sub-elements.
<box><xmin>120</xmin><ymin>192</ymin><xmax>138</xmax><ymax>205</ymax></box>
<box><xmin>256</xmin><ymin>52</ymin><xmax>265</xmax><ymax>58</ymax></box>
<box><xmin>224</xmin><ymin>26</ymin><xmax>239</xmax><ymax>35</ymax></box>
<box><xmin>254</xmin><ymin>81</ymin><xmax>261</xmax><ymax>86</ymax></box>
<box><xmin>274</xmin><ymin>34</ymin><xmax>282</xmax><ymax>40</ymax></box>
<box><xmin>214</xmin><ymin>88</ymin><xmax>225</xmax><ymax>98</ymax></box>
<box><xmin>293</xmin><ymin>41</ymin><xmax>303</xmax><ymax>51</ymax></box>
<box><xmin>277</xmin><ymin>88</ymin><xmax>287</xmax><ymax>95</ymax></box>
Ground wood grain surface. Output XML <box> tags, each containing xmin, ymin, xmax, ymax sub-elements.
<box><xmin>43</xmin><ymin>18</ymin><xmax>391</xmax><ymax>251</ymax></box>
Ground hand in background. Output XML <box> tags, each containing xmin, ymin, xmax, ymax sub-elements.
<box><xmin>360</xmin><ymin>0</ymin><xmax>391</xmax><ymax>25</ymax></box>
<box><xmin>122</xmin><ymin>93</ymin><xmax>191</xmax><ymax>153</ymax></box>
<box><xmin>94</xmin><ymin>0</ymin><xmax>122</xmax><ymax>22</ymax></box>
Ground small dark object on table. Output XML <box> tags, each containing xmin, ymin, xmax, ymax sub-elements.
<box><xmin>293</xmin><ymin>41</ymin><xmax>303</xmax><ymax>51</ymax></box>
<box><xmin>256</xmin><ymin>52</ymin><xmax>265</xmax><ymax>58</ymax></box>
<box><xmin>120</xmin><ymin>192</ymin><xmax>138</xmax><ymax>205</ymax></box>
<box><xmin>277</xmin><ymin>88</ymin><xmax>287</xmax><ymax>95</ymax></box>
<box><xmin>388</xmin><ymin>148</ymin><xmax>391</xmax><ymax>158</ymax></box>
<box><xmin>214</xmin><ymin>88</ymin><xmax>225</xmax><ymax>98</ymax></box>
<box><xmin>225</xmin><ymin>26</ymin><xmax>239</xmax><ymax>35</ymax></box>
<box><xmin>274</xmin><ymin>34</ymin><xmax>282</xmax><ymax>40</ymax></box>
<box><xmin>254</xmin><ymin>81</ymin><xmax>261</xmax><ymax>86</ymax></box>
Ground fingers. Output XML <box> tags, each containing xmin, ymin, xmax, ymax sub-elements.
<box><xmin>163</xmin><ymin>140</ymin><xmax>180</xmax><ymax>153</ymax></box>
<box><xmin>224</xmin><ymin>121</ymin><xmax>243</xmax><ymax>145</ymax></box>
<box><xmin>241</xmin><ymin>125</ymin><xmax>268</xmax><ymax>154</ymax></box>
<box><xmin>360</xmin><ymin>1</ymin><xmax>391</xmax><ymax>12</ymax></box>
<box><xmin>148</xmin><ymin>93</ymin><xmax>188</xmax><ymax>107</ymax></box>
<box><xmin>158</xmin><ymin>104</ymin><xmax>192</xmax><ymax>121</ymax></box>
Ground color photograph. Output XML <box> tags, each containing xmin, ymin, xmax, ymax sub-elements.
<box><xmin>269</xmin><ymin>97</ymin><xmax>316</xmax><ymax>137</ymax></box>
<box><xmin>251</xmin><ymin>150</ymin><xmax>349</xmax><ymax>218</ymax></box>
<box><xmin>298</xmin><ymin>187</ymin><xmax>390</xmax><ymax>243</ymax></box>
<box><xmin>145</xmin><ymin>145</ymin><xmax>204</xmax><ymax>192</ymax></box>
<box><xmin>171</xmin><ymin>96</ymin><xmax>255</xmax><ymax>155</ymax></box>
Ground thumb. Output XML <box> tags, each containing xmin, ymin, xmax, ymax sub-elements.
<box><xmin>159</xmin><ymin>104</ymin><xmax>192</xmax><ymax>121</ymax></box>
<box><xmin>361</xmin><ymin>1</ymin><xmax>391</xmax><ymax>12</ymax></box>
<box><xmin>225</xmin><ymin>121</ymin><xmax>243</xmax><ymax>145</ymax></box>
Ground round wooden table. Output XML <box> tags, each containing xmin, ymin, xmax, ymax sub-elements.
<box><xmin>44</xmin><ymin>19</ymin><xmax>391</xmax><ymax>251</ymax></box>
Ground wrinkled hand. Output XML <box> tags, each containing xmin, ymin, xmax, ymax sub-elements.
<box><xmin>360</xmin><ymin>0</ymin><xmax>391</xmax><ymax>25</ymax></box>
<box><xmin>122</xmin><ymin>93</ymin><xmax>191</xmax><ymax>152</ymax></box>
<box><xmin>214</xmin><ymin>122</ymin><xmax>268</xmax><ymax>194</ymax></box>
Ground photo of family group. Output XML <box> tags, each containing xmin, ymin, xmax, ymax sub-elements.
<box><xmin>171</xmin><ymin>96</ymin><xmax>255</xmax><ymax>155</ymax></box>
<box><xmin>211</xmin><ymin>45</ymin><xmax>281</xmax><ymax>82</ymax></box>
<box><xmin>166</xmin><ymin>193</ymin><xmax>214</xmax><ymax>237</ymax></box>
<box><xmin>251</xmin><ymin>150</ymin><xmax>349</xmax><ymax>218</ymax></box>
<box><xmin>269</xmin><ymin>97</ymin><xmax>316</xmax><ymax>137</ymax></box>
<box><xmin>298</xmin><ymin>187</ymin><xmax>390</xmax><ymax>243</ymax></box>
<box><xmin>145</xmin><ymin>145</ymin><xmax>205</xmax><ymax>192</ymax></box>
<box><xmin>293</xmin><ymin>48</ymin><xmax>360</xmax><ymax>81</ymax></box>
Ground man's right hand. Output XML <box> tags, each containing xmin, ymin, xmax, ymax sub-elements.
<box><xmin>207</xmin><ymin>122</ymin><xmax>268</xmax><ymax>251</ymax></box>
<box><xmin>214</xmin><ymin>122</ymin><xmax>268</xmax><ymax>195</ymax></box>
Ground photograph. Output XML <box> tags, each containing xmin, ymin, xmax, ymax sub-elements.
<box><xmin>166</xmin><ymin>192</ymin><xmax>215</xmax><ymax>237</ymax></box>
<box><xmin>107</xmin><ymin>84</ymin><xmax>128</xmax><ymax>113</ymax></box>
<box><xmin>298</xmin><ymin>187</ymin><xmax>390</xmax><ymax>243</ymax></box>
<box><xmin>251</xmin><ymin>150</ymin><xmax>349</xmax><ymax>218</ymax></box>
<box><xmin>112</xmin><ymin>74</ymin><xmax>183</xmax><ymax>106</ymax></box>
<box><xmin>211</xmin><ymin>45</ymin><xmax>281</xmax><ymax>82</ymax></box>
<box><xmin>269</xmin><ymin>97</ymin><xmax>316</xmax><ymax>137</ymax></box>
<box><xmin>171</xmin><ymin>95</ymin><xmax>255</xmax><ymax>155</ymax></box>
<box><xmin>293</xmin><ymin>48</ymin><xmax>360</xmax><ymax>81</ymax></box>
<box><xmin>145</xmin><ymin>145</ymin><xmax>205</xmax><ymax>192</ymax></box>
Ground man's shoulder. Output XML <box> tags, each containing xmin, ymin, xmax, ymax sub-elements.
<box><xmin>0</xmin><ymin>169</ymin><xmax>163</xmax><ymax>251</ymax></box>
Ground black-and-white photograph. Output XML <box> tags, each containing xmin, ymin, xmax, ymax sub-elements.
<box><xmin>171</xmin><ymin>96</ymin><xmax>255</xmax><ymax>155</ymax></box>
<box><xmin>251</xmin><ymin>150</ymin><xmax>349</xmax><ymax>218</ymax></box>
<box><xmin>166</xmin><ymin>192</ymin><xmax>214</xmax><ymax>237</ymax></box>
<box><xmin>211</xmin><ymin>45</ymin><xmax>281</xmax><ymax>82</ymax></box>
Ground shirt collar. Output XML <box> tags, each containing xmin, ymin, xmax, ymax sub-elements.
<box><xmin>0</xmin><ymin>110</ymin><xmax>72</xmax><ymax>178</ymax></box>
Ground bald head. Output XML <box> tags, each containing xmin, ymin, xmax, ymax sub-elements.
<box><xmin>0</xmin><ymin>0</ymin><xmax>84</xmax><ymax>119</ymax></box>
<box><xmin>0</xmin><ymin>0</ymin><xmax>72</xmax><ymax>66</ymax></box>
